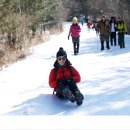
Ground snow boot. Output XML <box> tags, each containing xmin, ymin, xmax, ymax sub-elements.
<box><xmin>63</xmin><ymin>88</ymin><xmax>75</xmax><ymax>102</ymax></box>
<box><xmin>75</xmin><ymin>90</ymin><xmax>84</xmax><ymax>105</ymax></box>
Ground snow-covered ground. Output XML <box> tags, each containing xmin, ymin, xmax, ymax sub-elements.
<box><xmin>0</xmin><ymin>22</ymin><xmax>130</xmax><ymax>129</ymax></box>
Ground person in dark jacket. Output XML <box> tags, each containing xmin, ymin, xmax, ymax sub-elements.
<box><xmin>49</xmin><ymin>47</ymin><xmax>84</xmax><ymax>105</ymax></box>
<box><xmin>68</xmin><ymin>17</ymin><xmax>81</xmax><ymax>55</ymax></box>
<box><xmin>97</xmin><ymin>16</ymin><xmax>110</xmax><ymax>50</ymax></box>
<box><xmin>109</xmin><ymin>16</ymin><xmax>117</xmax><ymax>46</ymax></box>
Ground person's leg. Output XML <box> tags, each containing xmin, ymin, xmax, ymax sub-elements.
<box><xmin>68</xmin><ymin>82</ymin><xmax>84</xmax><ymax>105</ymax></box>
<box><xmin>55</xmin><ymin>87</ymin><xmax>64</xmax><ymax>99</ymax></box>
<box><xmin>122</xmin><ymin>33</ymin><xmax>125</xmax><ymax>48</ymax></box>
<box><xmin>76</xmin><ymin>42</ymin><xmax>79</xmax><ymax>53</ymax></box>
<box><xmin>105</xmin><ymin>34</ymin><xmax>110</xmax><ymax>49</ymax></box>
<box><xmin>110</xmin><ymin>33</ymin><xmax>113</xmax><ymax>46</ymax></box>
<box><xmin>100</xmin><ymin>34</ymin><xmax>104</xmax><ymax>50</ymax></box>
<box><xmin>118</xmin><ymin>33</ymin><xmax>121</xmax><ymax>46</ymax></box>
<box><xmin>69</xmin><ymin>85</ymin><xmax>84</xmax><ymax>99</ymax></box>
<box><xmin>56</xmin><ymin>86</ymin><xmax>75</xmax><ymax>102</ymax></box>
<box><xmin>62</xmin><ymin>86</ymin><xmax>75</xmax><ymax>102</ymax></box>
<box><xmin>120</xmin><ymin>33</ymin><xmax>124</xmax><ymax>48</ymax></box>
<box><xmin>72</xmin><ymin>37</ymin><xmax>77</xmax><ymax>55</ymax></box>
<box><xmin>101</xmin><ymin>41</ymin><xmax>104</xmax><ymax>50</ymax></box>
<box><xmin>106</xmin><ymin>41</ymin><xmax>110</xmax><ymax>49</ymax></box>
<box><xmin>113</xmin><ymin>32</ymin><xmax>117</xmax><ymax>46</ymax></box>
<box><xmin>76</xmin><ymin>37</ymin><xmax>80</xmax><ymax>53</ymax></box>
<box><xmin>73</xmin><ymin>42</ymin><xmax>77</xmax><ymax>55</ymax></box>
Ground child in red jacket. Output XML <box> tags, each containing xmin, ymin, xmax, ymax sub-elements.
<box><xmin>68</xmin><ymin>17</ymin><xmax>81</xmax><ymax>55</ymax></box>
<box><xmin>49</xmin><ymin>47</ymin><xmax>84</xmax><ymax>105</ymax></box>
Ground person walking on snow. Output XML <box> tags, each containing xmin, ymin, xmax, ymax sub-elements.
<box><xmin>49</xmin><ymin>47</ymin><xmax>84</xmax><ymax>105</ymax></box>
<box><xmin>97</xmin><ymin>16</ymin><xmax>110</xmax><ymax>51</ymax></box>
<box><xmin>109</xmin><ymin>16</ymin><xmax>117</xmax><ymax>46</ymax></box>
<box><xmin>68</xmin><ymin>17</ymin><xmax>81</xmax><ymax>55</ymax></box>
<box><xmin>116</xmin><ymin>16</ymin><xmax>127</xmax><ymax>48</ymax></box>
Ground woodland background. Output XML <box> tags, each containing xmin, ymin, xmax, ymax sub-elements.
<box><xmin>0</xmin><ymin>0</ymin><xmax>130</xmax><ymax>68</ymax></box>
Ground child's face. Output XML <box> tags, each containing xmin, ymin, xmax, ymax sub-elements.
<box><xmin>73</xmin><ymin>20</ymin><xmax>77</xmax><ymax>24</ymax></box>
<box><xmin>57</xmin><ymin>56</ymin><xmax>66</xmax><ymax>66</ymax></box>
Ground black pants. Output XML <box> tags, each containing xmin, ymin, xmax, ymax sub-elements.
<box><xmin>110</xmin><ymin>32</ymin><xmax>116</xmax><ymax>46</ymax></box>
<box><xmin>101</xmin><ymin>41</ymin><xmax>110</xmax><ymax>50</ymax></box>
<box><xmin>72</xmin><ymin>37</ymin><xmax>80</xmax><ymax>54</ymax></box>
<box><xmin>118</xmin><ymin>32</ymin><xmax>125</xmax><ymax>48</ymax></box>
<box><xmin>55</xmin><ymin>83</ymin><xmax>79</xmax><ymax>99</ymax></box>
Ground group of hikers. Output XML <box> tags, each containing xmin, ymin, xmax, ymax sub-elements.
<box><xmin>48</xmin><ymin>15</ymin><xmax>128</xmax><ymax>106</ymax></box>
<box><xmin>67</xmin><ymin>15</ymin><xmax>128</xmax><ymax>53</ymax></box>
<box><xmin>88</xmin><ymin>16</ymin><xmax>127</xmax><ymax>50</ymax></box>
<box><xmin>74</xmin><ymin>15</ymin><xmax>128</xmax><ymax>51</ymax></box>
<box><xmin>94</xmin><ymin>15</ymin><xmax>127</xmax><ymax>50</ymax></box>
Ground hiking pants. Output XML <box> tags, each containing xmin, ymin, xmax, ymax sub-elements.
<box><xmin>118</xmin><ymin>32</ymin><xmax>125</xmax><ymax>48</ymax></box>
<box><xmin>72</xmin><ymin>37</ymin><xmax>80</xmax><ymax>54</ymax></box>
<box><xmin>110</xmin><ymin>32</ymin><xmax>116</xmax><ymax>46</ymax></box>
<box><xmin>55</xmin><ymin>83</ymin><xmax>79</xmax><ymax>99</ymax></box>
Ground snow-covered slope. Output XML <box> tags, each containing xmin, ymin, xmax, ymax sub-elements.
<box><xmin>0</xmin><ymin>22</ymin><xmax>130</xmax><ymax>129</ymax></box>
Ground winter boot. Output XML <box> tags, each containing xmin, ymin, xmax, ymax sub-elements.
<box><xmin>75</xmin><ymin>90</ymin><xmax>84</xmax><ymax>105</ymax></box>
<box><xmin>63</xmin><ymin>88</ymin><xmax>75</xmax><ymax>102</ymax></box>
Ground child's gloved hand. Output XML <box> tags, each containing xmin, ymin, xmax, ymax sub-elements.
<box><xmin>57</xmin><ymin>79</ymin><xmax>67</xmax><ymax>86</ymax></box>
<box><xmin>65</xmin><ymin>77</ymin><xmax>75</xmax><ymax>85</ymax></box>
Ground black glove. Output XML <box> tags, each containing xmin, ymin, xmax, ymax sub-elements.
<box><xmin>68</xmin><ymin>36</ymin><xmax>69</xmax><ymax>40</ymax></box>
<box><xmin>65</xmin><ymin>77</ymin><xmax>74</xmax><ymax>85</ymax></box>
<box><xmin>65</xmin><ymin>77</ymin><xmax>77</xmax><ymax>90</ymax></box>
<box><xmin>57</xmin><ymin>79</ymin><xmax>67</xmax><ymax>86</ymax></box>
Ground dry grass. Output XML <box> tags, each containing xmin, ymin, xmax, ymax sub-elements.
<box><xmin>0</xmin><ymin>42</ymin><xmax>28</xmax><ymax>70</ymax></box>
<box><xmin>0</xmin><ymin>27</ymin><xmax>63</xmax><ymax>71</ymax></box>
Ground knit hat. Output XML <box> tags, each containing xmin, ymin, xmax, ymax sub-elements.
<box><xmin>56</xmin><ymin>47</ymin><xmax>67</xmax><ymax>58</ymax></box>
<box><xmin>72</xmin><ymin>17</ymin><xmax>78</xmax><ymax>23</ymax></box>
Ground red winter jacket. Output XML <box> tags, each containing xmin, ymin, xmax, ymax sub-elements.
<box><xmin>68</xmin><ymin>23</ymin><xmax>81</xmax><ymax>38</ymax></box>
<box><xmin>87</xmin><ymin>21</ymin><xmax>91</xmax><ymax>28</ymax></box>
<box><xmin>49</xmin><ymin>66</ymin><xmax>81</xmax><ymax>88</ymax></box>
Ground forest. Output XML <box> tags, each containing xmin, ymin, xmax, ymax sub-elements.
<box><xmin>0</xmin><ymin>0</ymin><xmax>130</xmax><ymax>69</ymax></box>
